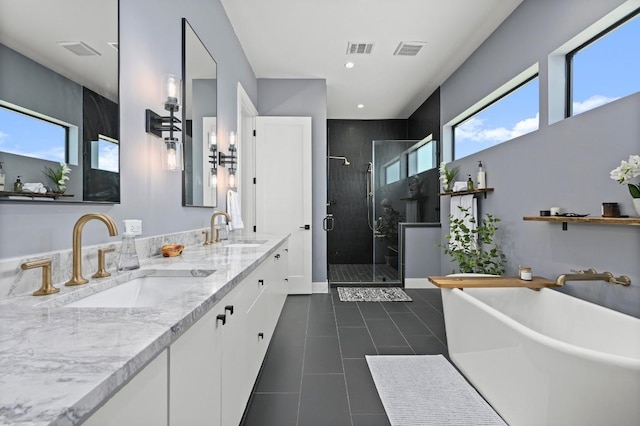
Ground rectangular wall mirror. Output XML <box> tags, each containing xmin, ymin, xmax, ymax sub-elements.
<box><xmin>182</xmin><ymin>18</ymin><xmax>218</xmax><ymax>207</ymax></box>
<box><xmin>0</xmin><ymin>0</ymin><xmax>119</xmax><ymax>203</ymax></box>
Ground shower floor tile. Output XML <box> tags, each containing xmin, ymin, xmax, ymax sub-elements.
<box><xmin>329</xmin><ymin>263</ymin><xmax>398</xmax><ymax>284</ymax></box>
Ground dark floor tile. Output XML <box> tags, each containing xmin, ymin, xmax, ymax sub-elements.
<box><xmin>352</xmin><ymin>414</ymin><xmax>392</xmax><ymax>426</ymax></box>
<box><xmin>338</xmin><ymin>327</ymin><xmax>377</xmax><ymax>358</ymax></box>
<box><xmin>256</xmin><ymin>344</ymin><xmax>304</xmax><ymax>393</ymax></box>
<box><xmin>404</xmin><ymin>334</ymin><xmax>448</xmax><ymax>356</ymax></box>
<box><xmin>403</xmin><ymin>289</ymin><xmax>434</xmax><ymax>307</ymax></box>
<box><xmin>299</xmin><ymin>374</ymin><xmax>351</xmax><ymax>426</ymax></box>
<box><xmin>380</xmin><ymin>301</ymin><xmax>411</xmax><ymax>313</ymax></box>
<box><xmin>335</xmin><ymin>305</ymin><xmax>365</xmax><ymax>327</ymax></box>
<box><xmin>409</xmin><ymin>305</ymin><xmax>445</xmax><ymax>327</ymax></box>
<box><xmin>358</xmin><ymin>302</ymin><xmax>389</xmax><ymax>319</ymax></box>
<box><xmin>429</xmin><ymin>323</ymin><xmax>448</xmax><ymax>347</ymax></box>
<box><xmin>304</xmin><ymin>335</ymin><xmax>343</xmax><ymax>374</ymax></box>
<box><xmin>417</xmin><ymin>289</ymin><xmax>444</xmax><ymax>312</ymax></box>
<box><xmin>309</xmin><ymin>293</ymin><xmax>334</xmax><ymax>313</ymax></box>
<box><xmin>365</xmin><ymin>319</ymin><xmax>407</xmax><ymax>347</ymax></box>
<box><xmin>242</xmin><ymin>393</ymin><xmax>299</xmax><ymax>426</ymax></box>
<box><xmin>343</xmin><ymin>359</ymin><xmax>386</xmax><ymax>415</ymax></box>
<box><xmin>389</xmin><ymin>312</ymin><xmax>433</xmax><ymax>336</ymax></box>
<box><xmin>307</xmin><ymin>310</ymin><xmax>337</xmax><ymax>336</ymax></box>
<box><xmin>271</xmin><ymin>316</ymin><xmax>307</xmax><ymax>347</ymax></box>
<box><xmin>376</xmin><ymin>346</ymin><xmax>415</xmax><ymax>355</ymax></box>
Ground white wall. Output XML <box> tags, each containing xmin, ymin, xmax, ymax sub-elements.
<box><xmin>0</xmin><ymin>0</ymin><xmax>257</xmax><ymax>259</ymax></box>
<box><xmin>440</xmin><ymin>0</ymin><xmax>640</xmax><ymax>317</ymax></box>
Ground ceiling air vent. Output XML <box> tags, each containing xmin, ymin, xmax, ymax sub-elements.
<box><xmin>346</xmin><ymin>42</ymin><xmax>374</xmax><ymax>55</ymax></box>
<box><xmin>393</xmin><ymin>41</ymin><xmax>426</xmax><ymax>56</ymax></box>
<box><xmin>57</xmin><ymin>41</ymin><xmax>101</xmax><ymax>56</ymax></box>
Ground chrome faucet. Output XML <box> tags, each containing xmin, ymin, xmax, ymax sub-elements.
<box><xmin>66</xmin><ymin>213</ymin><xmax>118</xmax><ymax>286</ymax></box>
<box><xmin>210</xmin><ymin>211</ymin><xmax>231</xmax><ymax>244</ymax></box>
<box><xmin>555</xmin><ymin>268</ymin><xmax>631</xmax><ymax>286</ymax></box>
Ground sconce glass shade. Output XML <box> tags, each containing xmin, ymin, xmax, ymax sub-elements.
<box><xmin>209</xmin><ymin>170</ymin><xmax>217</xmax><ymax>187</ymax></box>
<box><xmin>162</xmin><ymin>74</ymin><xmax>181</xmax><ymax>111</ymax></box>
<box><xmin>229</xmin><ymin>130</ymin><xmax>236</xmax><ymax>147</ymax></box>
<box><xmin>228</xmin><ymin>172</ymin><xmax>236</xmax><ymax>188</ymax></box>
<box><xmin>163</xmin><ymin>137</ymin><xmax>184</xmax><ymax>171</ymax></box>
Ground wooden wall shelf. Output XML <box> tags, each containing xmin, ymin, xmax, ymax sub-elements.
<box><xmin>439</xmin><ymin>188</ymin><xmax>494</xmax><ymax>198</ymax></box>
<box><xmin>428</xmin><ymin>275</ymin><xmax>559</xmax><ymax>290</ymax></box>
<box><xmin>0</xmin><ymin>190</ymin><xmax>72</xmax><ymax>200</ymax></box>
<box><xmin>523</xmin><ymin>215</ymin><xmax>640</xmax><ymax>230</ymax></box>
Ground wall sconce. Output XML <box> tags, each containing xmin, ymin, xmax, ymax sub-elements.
<box><xmin>208</xmin><ymin>133</ymin><xmax>217</xmax><ymax>187</ymax></box>
<box><xmin>218</xmin><ymin>131</ymin><xmax>237</xmax><ymax>187</ymax></box>
<box><xmin>145</xmin><ymin>74</ymin><xmax>184</xmax><ymax>171</ymax></box>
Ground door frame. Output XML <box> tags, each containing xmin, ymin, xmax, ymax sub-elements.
<box><xmin>237</xmin><ymin>83</ymin><xmax>258</xmax><ymax>232</ymax></box>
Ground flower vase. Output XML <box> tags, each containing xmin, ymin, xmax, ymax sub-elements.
<box><xmin>633</xmin><ymin>198</ymin><xmax>640</xmax><ymax>217</ymax></box>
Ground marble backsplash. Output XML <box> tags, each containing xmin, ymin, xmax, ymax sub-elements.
<box><xmin>0</xmin><ymin>228</ymin><xmax>212</xmax><ymax>300</ymax></box>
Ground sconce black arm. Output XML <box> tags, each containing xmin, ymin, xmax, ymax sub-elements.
<box><xmin>145</xmin><ymin>109</ymin><xmax>182</xmax><ymax>138</ymax></box>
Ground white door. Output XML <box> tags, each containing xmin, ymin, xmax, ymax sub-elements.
<box><xmin>256</xmin><ymin>117</ymin><xmax>312</xmax><ymax>294</ymax></box>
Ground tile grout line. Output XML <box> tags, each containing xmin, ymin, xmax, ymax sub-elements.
<box><xmin>379</xmin><ymin>301</ymin><xmax>417</xmax><ymax>355</ymax></box>
<box><xmin>332</xmin><ymin>290</ymin><xmax>355</xmax><ymax>426</ymax></box>
<box><xmin>295</xmin><ymin>298</ymin><xmax>310</xmax><ymax>426</ymax></box>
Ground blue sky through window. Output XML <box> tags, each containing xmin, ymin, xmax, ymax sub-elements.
<box><xmin>0</xmin><ymin>105</ymin><xmax>66</xmax><ymax>163</ymax></box>
<box><xmin>454</xmin><ymin>10</ymin><xmax>640</xmax><ymax>160</ymax></box>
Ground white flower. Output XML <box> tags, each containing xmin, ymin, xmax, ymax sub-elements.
<box><xmin>610</xmin><ymin>155</ymin><xmax>640</xmax><ymax>184</ymax></box>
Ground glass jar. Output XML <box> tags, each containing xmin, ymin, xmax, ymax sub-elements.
<box><xmin>519</xmin><ymin>265</ymin><xmax>532</xmax><ymax>281</ymax></box>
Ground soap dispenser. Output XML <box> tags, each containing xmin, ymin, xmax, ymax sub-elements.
<box><xmin>0</xmin><ymin>162</ymin><xmax>5</xmax><ymax>191</ymax></box>
<box><xmin>466</xmin><ymin>174</ymin><xmax>474</xmax><ymax>191</ymax></box>
<box><xmin>14</xmin><ymin>175</ymin><xmax>22</xmax><ymax>192</ymax></box>
<box><xmin>117</xmin><ymin>220</ymin><xmax>142</xmax><ymax>271</ymax></box>
<box><xmin>477</xmin><ymin>161</ymin><xmax>486</xmax><ymax>189</ymax></box>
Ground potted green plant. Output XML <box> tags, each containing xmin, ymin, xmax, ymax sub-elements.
<box><xmin>441</xmin><ymin>207</ymin><xmax>506</xmax><ymax>275</ymax></box>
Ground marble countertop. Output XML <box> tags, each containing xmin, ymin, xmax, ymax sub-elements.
<box><xmin>0</xmin><ymin>234</ymin><xmax>288</xmax><ymax>426</ymax></box>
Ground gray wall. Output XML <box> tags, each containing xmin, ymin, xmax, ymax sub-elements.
<box><xmin>0</xmin><ymin>44</ymin><xmax>83</xmax><ymax>198</ymax></box>
<box><xmin>402</xmin><ymin>224</ymin><xmax>441</xmax><ymax>279</ymax></box>
<box><xmin>257</xmin><ymin>79</ymin><xmax>328</xmax><ymax>283</ymax></box>
<box><xmin>0</xmin><ymin>0</ymin><xmax>257</xmax><ymax>259</ymax></box>
<box><xmin>440</xmin><ymin>0</ymin><xmax>640</xmax><ymax>317</ymax></box>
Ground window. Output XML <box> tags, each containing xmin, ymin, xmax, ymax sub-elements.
<box><xmin>384</xmin><ymin>160</ymin><xmax>400</xmax><ymax>184</ymax></box>
<box><xmin>453</xmin><ymin>76</ymin><xmax>539</xmax><ymax>160</ymax></box>
<box><xmin>568</xmin><ymin>10</ymin><xmax>640</xmax><ymax>117</ymax></box>
<box><xmin>91</xmin><ymin>134</ymin><xmax>119</xmax><ymax>173</ymax></box>
<box><xmin>408</xmin><ymin>140</ymin><xmax>435</xmax><ymax>176</ymax></box>
<box><xmin>0</xmin><ymin>104</ymin><xmax>68</xmax><ymax>163</ymax></box>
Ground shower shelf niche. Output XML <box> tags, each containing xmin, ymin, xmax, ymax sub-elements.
<box><xmin>439</xmin><ymin>188</ymin><xmax>494</xmax><ymax>198</ymax></box>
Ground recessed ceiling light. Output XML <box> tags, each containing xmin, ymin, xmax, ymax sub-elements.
<box><xmin>345</xmin><ymin>62</ymin><xmax>355</xmax><ymax>69</ymax></box>
<box><xmin>357</xmin><ymin>104</ymin><xmax>364</xmax><ymax>109</ymax></box>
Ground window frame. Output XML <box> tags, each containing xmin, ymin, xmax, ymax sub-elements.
<box><xmin>452</xmin><ymin>73</ymin><xmax>539</xmax><ymax>160</ymax></box>
<box><xmin>0</xmin><ymin>101</ymin><xmax>73</xmax><ymax>164</ymax></box>
<box><xmin>565</xmin><ymin>8</ymin><xmax>640</xmax><ymax>118</ymax></box>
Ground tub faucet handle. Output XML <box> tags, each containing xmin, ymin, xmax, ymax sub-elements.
<box><xmin>609</xmin><ymin>275</ymin><xmax>631</xmax><ymax>286</ymax></box>
<box><xmin>570</xmin><ymin>268</ymin><xmax>597</xmax><ymax>275</ymax></box>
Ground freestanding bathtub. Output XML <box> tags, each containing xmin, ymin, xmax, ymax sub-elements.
<box><xmin>441</xmin><ymin>286</ymin><xmax>640</xmax><ymax>426</ymax></box>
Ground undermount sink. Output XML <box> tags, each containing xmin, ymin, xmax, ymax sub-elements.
<box><xmin>63</xmin><ymin>269</ymin><xmax>215</xmax><ymax>308</ymax></box>
<box><xmin>226</xmin><ymin>239</ymin><xmax>267</xmax><ymax>248</ymax></box>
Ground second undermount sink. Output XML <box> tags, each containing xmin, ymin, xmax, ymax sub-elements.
<box><xmin>63</xmin><ymin>269</ymin><xmax>215</xmax><ymax>308</ymax></box>
<box><xmin>226</xmin><ymin>239</ymin><xmax>267</xmax><ymax>248</ymax></box>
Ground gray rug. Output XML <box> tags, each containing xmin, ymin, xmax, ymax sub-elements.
<box><xmin>337</xmin><ymin>287</ymin><xmax>412</xmax><ymax>302</ymax></box>
<box><xmin>366</xmin><ymin>355</ymin><xmax>506</xmax><ymax>426</ymax></box>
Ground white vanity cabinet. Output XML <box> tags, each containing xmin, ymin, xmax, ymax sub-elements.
<box><xmin>84</xmin><ymin>350</ymin><xmax>168</xmax><ymax>426</ymax></box>
<box><xmin>170</xmin><ymin>241</ymin><xmax>289</xmax><ymax>426</ymax></box>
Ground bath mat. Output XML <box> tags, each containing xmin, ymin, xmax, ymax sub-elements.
<box><xmin>337</xmin><ymin>287</ymin><xmax>412</xmax><ymax>302</ymax></box>
<box><xmin>366</xmin><ymin>355</ymin><xmax>506</xmax><ymax>426</ymax></box>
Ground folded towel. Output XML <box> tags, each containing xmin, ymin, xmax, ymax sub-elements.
<box><xmin>452</xmin><ymin>181</ymin><xmax>468</xmax><ymax>192</ymax></box>
<box><xmin>449</xmin><ymin>194</ymin><xmax>477</xmax><ymax>250</ymax></box>
<box><xmin>227</xmin><ymin>190</ymin><xmax>244</xmax><ymax>230</ymax></box>
<box><xmin>22</xmin><ymin>183</ymin><xmax>47</xmax><ymax>194</ymax></box>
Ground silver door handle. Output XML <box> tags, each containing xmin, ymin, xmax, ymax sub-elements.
<box><xmin>323</xmin><ymin>214</ymin><xmax>335</xmax><ymax>231</ymax></box>
<box><xmin>299</xmin><ymin>225</ymin><xmax>310</xmax><ymax>230</ymax></box>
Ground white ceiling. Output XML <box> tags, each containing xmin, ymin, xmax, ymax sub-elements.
<box><xmin>0</xmin><ymin>0</ymin><xmax>118</xmax><ymax>102</ymax></box>
<box><xmin>221</xmin><ymin>0</ymin><xmax>523</xmax><ymax>119</ymax></box>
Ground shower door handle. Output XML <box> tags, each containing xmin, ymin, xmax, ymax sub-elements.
<box><xmin>323</xmin><ymin>214</ymin><xmax>335</xmax><ymax>231</ymax></box>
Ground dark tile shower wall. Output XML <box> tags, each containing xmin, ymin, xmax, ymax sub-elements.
<box><xmin>327</xmin><ymin>120</ymin><xmax>408</xmax><ymax>265</ymax></box>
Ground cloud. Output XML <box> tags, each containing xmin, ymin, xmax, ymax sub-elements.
<box><xmin>0</xmin><ymin>130</ymin><xmax>8</xmax><ymax>145</ymax></box>
<box><xmin>457</xmin><ymin>113</ymin><xmax>539</xmax><ymax>145</ymax></box>
<box><xmin>573</xmin><ymin>94</ymin><xmax>620</xmax><ymax>115</ymax></box>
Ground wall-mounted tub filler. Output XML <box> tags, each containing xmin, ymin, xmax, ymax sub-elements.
<box><xmin>555</xmin><ymin>268</ymin><xmax>631</xmax><ymax>286</ymax></box>
<box><xmin>328</xmin><ymin>156</ymin><xmax>350</xmax><ymax>166</ymax></box>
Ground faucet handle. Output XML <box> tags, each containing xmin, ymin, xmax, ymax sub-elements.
<box><xmin>21</xmin><ymin>258</ymin><xmax>59</xmax><ymax>296</ymax></box>
<box><xmin>570</xmin><ymin>268</ymin><xmax>597</xmax><ymax>275</ymax></box>
<box><xmin>92</xmin><ymin>246</ymin><xmax>115</xmax><ymax>278</ymax></box>
<box><xmin>609</xmin><ymin>275</ymin><xmax>631</xmax><ymax>286</ymax></box>
<box><xmin>202</xmin><ymin>231</ymin><xmax>212</xmax><ymax>245</ymax></box>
